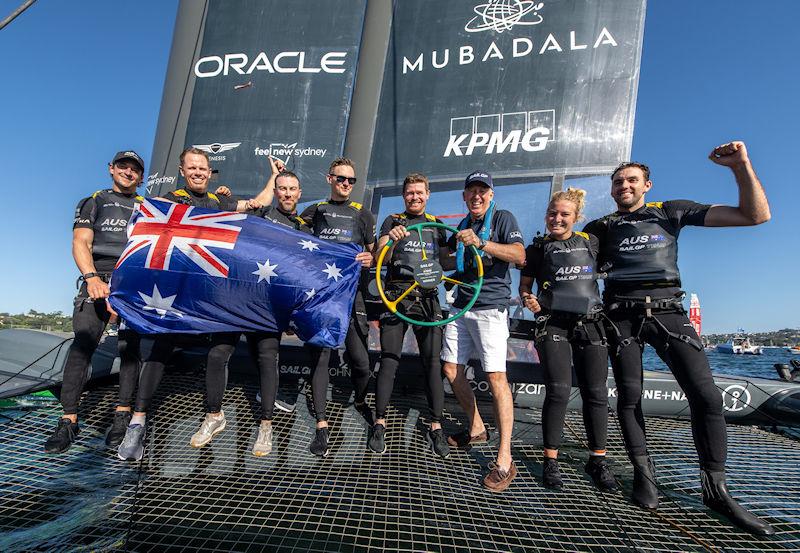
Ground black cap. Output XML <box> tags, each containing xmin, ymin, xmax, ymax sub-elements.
<box><xmin>464</xmin><ymin>170</ymin><xmax>493</xmax><ymax>189</ymax></box>
<box><xmin>112</xmin><ymin>150</ymin><xmax>145</xmax><ymax>173</ymax></box>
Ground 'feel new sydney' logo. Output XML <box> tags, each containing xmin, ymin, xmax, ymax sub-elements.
<box><xmin>465</xmin><ymin>1</ymin><xmax>545</xmax><ymax>34</ymax></box>
<box><xmin>444</xmin><ymin>109</ymin><xmax>555</xmax><ymax>157</ymax></box>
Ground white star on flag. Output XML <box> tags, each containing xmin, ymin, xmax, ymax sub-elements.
<box><xmin>305</xmin><ymin>288</ymin><xmax>316</xmax><ymax>299</ymax></box>
<box><xmin>322</xmin><ymin>262</ymin><xmax>343</xmax><ymax>282</ymax></box>
<box><xmin>299</xmin><ymin>239</ymin><xmax>319</xmax><ymax>252</ymax></box>
<box><xmin>253</xmin><ymin>259</ymin><xmax>278</xmax><ymax>283</ymax></box>
<box><xmin>139</xmin><ymin>285</ymin><xmax>183</xmax><ymax>319</ymax></box>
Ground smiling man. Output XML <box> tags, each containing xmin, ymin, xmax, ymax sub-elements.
<box><xmin>300</xmin><ymin>157</ymin><xmax>376</xmax><ymax>457</ymax></box>
<box><xmin>45</xmin><ymin>151</ymin><xmax>146</xmax><ymax>454</ymax></box>
<box><xmin>441</xmin><ymin>170</ymin><xmax>525</xmax><ymax>492</ymax></box>
<box><xmin>372</xmin><ymin>172</ymin><xmax>451</xmax><ymax>458</ymax></box>
<box><xmin>584</xmin><ymin>141</ymin><xmax>774</xmax><ymax>535</ymax></box>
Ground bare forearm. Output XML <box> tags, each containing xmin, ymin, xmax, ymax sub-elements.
<box><xmin>518</xmin><ymin>276</ymin><xmax>534</xmax><ymax>297</ymax></box>
<box><xmin>482</xmin><ymin>241</ymin><xmax>525</xmax><ymax>265</ymax></box>
<box><xmin>252</xmin><ymin>174</ymin><xmax>276</xmax><ymax>207</ymax></box>
<box><xmin>73</xmin><ymin>243</ymin><xmax>96</xmax><ymax>275</ymax></box>
<box><xmin>733</xmin><ymin>161</ymin><xmax>770</xmax><ymax>224</ymax></box>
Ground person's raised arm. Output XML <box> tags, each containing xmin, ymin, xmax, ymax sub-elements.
<box><xmin>704</xmin><ymin>141</ymin><xmax>771</xmax><ymax>227</ymax></box>
<box><xmin>250</xmin><ymin>156</ymin><xmax>284</xmax><ymax>209</ymax></box>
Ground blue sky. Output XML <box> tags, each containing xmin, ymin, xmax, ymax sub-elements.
<box><xmin>0</xmin><ymin>1</ymin><xmax>797</xmax><ymax>333</ymax></box>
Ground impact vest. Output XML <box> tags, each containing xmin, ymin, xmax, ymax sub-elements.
<box><xmin>257</xmin><ymin>205</ymin><xmax>312</xmax><ymax>235</ymax></box>
<box><xmin>310</xmin><ymin>200</ymin><xmax>367</xmax><ymax>245</ymax></box>
<box><xmin>167</xmin><ymin>187</ymin><xmax>223</xmax><ymax>209</ymax></box>
<box><xmin>76</xmin><ymin>189</ymin><xmax>143</xmax><ymax>269</ymax></box>
<box><xmin>534</xmin><ymin>232</ymin><xmax>602</xmax><ymax>315</ymax></box>
<box><xmin>385</xmin><ymin>212</ymin><xmax>440</xmax><ymax>282</ymax></box>
<box><xmin>600</xmin><ymin>202</ymin><xmax>681</xmax><ymax>287</ymax></box>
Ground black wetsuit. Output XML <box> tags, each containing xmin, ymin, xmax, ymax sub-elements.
<box><xmin>521</xmin><ymin>232</ymin><xmax>608</xmax><ymax>452</ymax></box>
<box><xmin>300</xmin><ymin>199</ymin><xmax>376</xmax><ymax>413</ymax></box>
<box><xmin>60</xmin><ymin>189</ymin><xmax>143</xmax><ymax>415</ymax></box>
<box><xmin>376</xmin><ymin>212</ymin><xmax>447</xmax><ymax>422</ymax></box>
<box><xmin>584</xmin><ymin>200</ymin><xmax>725</xmax><ymax>471</ymax></box>
<box><xmin>134</xmin><ymin>187</ymin><xmax>238</xmax><ymax>414</ymax></box>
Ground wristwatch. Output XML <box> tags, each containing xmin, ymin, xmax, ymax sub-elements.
<box><xmin>82</xmin><ymin>272</ymin><xmax>100</xmax><ymax>279</ymax></box>
<box><xmin>478</xmin><ymin>238</ymin><xmax>487</xmax><ymax>250</ymax></box>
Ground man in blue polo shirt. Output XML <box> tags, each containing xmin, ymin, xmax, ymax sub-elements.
<box><xmin>441</xmin><ymin>170</ymin><xmax>525</xmax><ymax>492</ymax></box>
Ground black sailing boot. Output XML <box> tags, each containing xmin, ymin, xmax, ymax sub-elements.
<box><xmin>630</xmin><ymin>454</ymin><xmax>659</xmax><ymax>509</ymax></box>
<box><xmin>701</xmin><ymin>469</ymin><xmax>775</xmax><ymax>536</ymax></box>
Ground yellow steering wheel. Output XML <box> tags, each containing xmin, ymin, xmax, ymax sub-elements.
<box><xmin>375</xmin><ymin>222</ymin><xmax>484</xmax><ymax>327</ymax></box>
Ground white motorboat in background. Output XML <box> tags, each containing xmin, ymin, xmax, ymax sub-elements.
<box><xmin>717</xmin><ymin>334</ymin><xmax>764</xmax><ymax>355</ymax></box>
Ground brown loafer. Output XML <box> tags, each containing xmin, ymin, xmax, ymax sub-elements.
<box><xmin>447</xmin><ymin>427</ymin><xmax>490</xmax><ymax>448</ymax></box>
<box><xmin>483</xmin><ymin>461</ymin><xmax>517</xmax><ymax>492</ymax></box>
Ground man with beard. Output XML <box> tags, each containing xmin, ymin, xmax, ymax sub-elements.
<box><xmin>371</xmin><ymin>173</ymin><xmax>451</xmax><ymax>458</ymax></box>
<box><xmin>45</xmin><ymin>151</ymin><xmax>146</xmax><ymax>454</ymax></box>
<box><xmin>583</xmin><ymin>141</ymin><xmax>774</xmax><ymax>535</ymax></box>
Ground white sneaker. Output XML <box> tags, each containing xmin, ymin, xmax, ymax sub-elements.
<box><xmin>252</xmin><ymin>420</ymin><xmax>273</xmax><ymax>457</ymax></box>
<box><xmin>190</xmin><ymin>412</ymin><xmax>226</xmax><ymax>448</ymax></box>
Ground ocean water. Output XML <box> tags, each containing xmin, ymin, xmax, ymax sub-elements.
<box><xmin>644</xmin><ymin>346</ymin><xmax>797</xmax><ymax>381</ymax></box>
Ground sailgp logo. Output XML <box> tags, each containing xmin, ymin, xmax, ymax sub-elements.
<box><xmin>444</xmin><ymin>109</ymin><xmax>555</xmax><ymax>157</ymax></box>
<box><xmin>465</xmin><ymin>1</ymin><xmax>545</xmax><ymax>34</ymax></box>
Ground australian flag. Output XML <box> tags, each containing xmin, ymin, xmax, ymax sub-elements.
<box><xmin>109</xmin><ymin>199</ymin><xmax>361</xmax><ymax>348</ymax></box>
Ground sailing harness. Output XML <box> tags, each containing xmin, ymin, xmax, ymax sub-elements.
<box><xmin>604</xmin><ymin>293</ymin><xmax>703</xmax><ymax>354</ymax></box>
<box><xmin>533</xmin><ymin>307</ymin><xmax>609</xmax><ymax>348</ymax></box>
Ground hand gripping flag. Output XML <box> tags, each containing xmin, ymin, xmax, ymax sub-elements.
<box><xmin>109</xmin><ymin>199</ymin><xmax>361</xmax><ymax>348</ymax></box>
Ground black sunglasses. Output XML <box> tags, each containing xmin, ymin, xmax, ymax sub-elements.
<box><xmin>330</xmin><ymin>174</ymin><xmax>357</xmax><ymax>185</ymax></box>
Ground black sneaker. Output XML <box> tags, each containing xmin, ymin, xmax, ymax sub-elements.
<box><xmin>368</xmin><ymin>423</ymin><xmax>386</xmax><ymax>454</ymax></box>
<box><xmin>428</xmin><ymin>428</ymin><xmax>450</xmax><ymax>459</ymax></box>
<box><xmin>44</xmin><ymin>418</ymin><xmax>79</xmax><ymax>454</ymax></box>
<box><xmin>585</xmin><ymin>456</ymin><xmax>619</xmax><ymax>492</ymax></box>
<box><xmin>257</xmin><ymin>390</ymin><xmax>297</xmax><ymax>413</ymax></box>
<box><xmin>105</xmin><ymin>411</ymin><xmax>132</xmax><ymax>448</ymax></box>
<box><xmin>542</xmin><ymin>458</ymin><xmax>563</xmax><ymax>490</ymax></box>
<box><xmin>354</xmin><ymin>402</ymin><xmax>374</xmax><ymax>426</ymax></box>
<box><xmin>310</xmin><ymin>427</ymin><xmax>330</xmax><ymax>457</ymax></box>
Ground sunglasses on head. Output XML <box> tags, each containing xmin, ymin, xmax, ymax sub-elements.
<box><xmin>330</xmin><ymin>174</ymin><xmax>357</xmax><ymax>185</ymax></box>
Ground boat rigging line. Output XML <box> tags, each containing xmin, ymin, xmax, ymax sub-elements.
<box><xmin>0</xmin><ymin>0</ymin><xmax>37</xmax><ymax>32</ymax></box>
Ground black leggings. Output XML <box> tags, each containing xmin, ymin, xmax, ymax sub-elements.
<box><xmin>535</xmin><ymin>317</ymin><xmax>609</xmax><ymax>452</ymax></box>
<box><xmin>134</xmin><ymin>335</ymin><xmax>174</xmax><ymax>413</ymax></box>
<box><xmin>376</xmin><ymin>295</ymin><xmax>443</xmax><ymax>422</ymax></box>
<box><xmin>308</xmin><ymin>345</ymin><xmax>332</xmax><ymax>422</ymax></box>
<box><xmin>203</xmin><ymin>331</ymin><xmax>283</xmax><ymax>420</ymax></box>
<box><xmin>607</xmin><ymin>309</ymin><xmax>726</xmax><ymax>472</ymax></box>
<box><xmin>343</xmin><ymin>290</ymin><xmax>372</xmax><ymax>405</ymax></box>
<box><xmin>60</xmin><ymin>282</ymin><xmax>141</xmax><ymax>415</ymax></box>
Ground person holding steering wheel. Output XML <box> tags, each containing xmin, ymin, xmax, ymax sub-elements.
<box><xmin>371</xmin><ymin>173</ymin><xmax>453</xmax><ymax>458</ymax></box>
<box><xmin>441</xmin><ymin>171</ymin><xmax>525</xmax><ymax>492</ymax></box>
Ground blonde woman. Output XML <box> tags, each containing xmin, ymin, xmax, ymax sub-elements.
<box><xmin>519</xmin><ymin>188</ymin><xmax>616</xmax><ymax>491</ymax></box>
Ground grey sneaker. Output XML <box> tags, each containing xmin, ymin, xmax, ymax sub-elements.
<box><xmin>252</xmin><ymin>421</ymin><xmax>274</xmax><ymax>457</ymax></box>
<box><xmin>117</xmin><ymin>424</ymin><xmax>146</xmax><ymax>461</ymax></box>
<box><xmin>190</xmin><ymin>412</ymin><xmax>227</xmax><ymax>448</ymax></box>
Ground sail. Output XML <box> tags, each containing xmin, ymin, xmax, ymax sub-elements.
<box><xmin>689</xmin><ymin>293</ymin><xmax>702</xmax><ymax>336</ymax></box>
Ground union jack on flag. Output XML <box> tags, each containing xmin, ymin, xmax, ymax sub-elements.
<box><xmin>116</xmin><ymin>199</ymin><xmax>246</xmax><ymax>277</ymax></box>
<box><xmin>109</xmin><ymin>199</ymin><xmax>362</xmax><ymax>348</ymax></box>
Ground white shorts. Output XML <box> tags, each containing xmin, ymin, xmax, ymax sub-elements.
<box><xmin>441</xmin><ymin>308</ymin><xmax>509</xmax><ymax>373</ymax></box>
